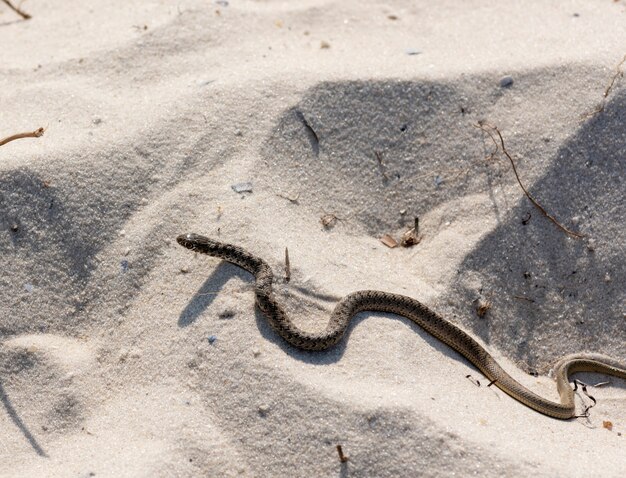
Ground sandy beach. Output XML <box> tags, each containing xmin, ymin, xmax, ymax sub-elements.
<box><xmin>1</xmin><ymin>0</ymin><xmax>625</xmax><ymax>476</ymax></box>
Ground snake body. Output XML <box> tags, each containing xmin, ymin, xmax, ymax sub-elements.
<box><xmin>177</xmin><ymin>233</ymin><xmax>626</xmax><ymax>419</ymax></box>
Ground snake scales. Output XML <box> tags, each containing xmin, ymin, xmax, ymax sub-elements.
<box><xmin>177</xmin><ymin>233</ymin><xmax>626</xmax><ymax>419</ymax></box>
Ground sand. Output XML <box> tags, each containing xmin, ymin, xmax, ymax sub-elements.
<box><xmin>1</xmin><ymin>0</ymin><xmax>625</xmax><ymax>476</ymax></box>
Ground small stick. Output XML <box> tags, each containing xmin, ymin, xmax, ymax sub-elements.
<box><xmin>476</xmin><ymin>123</ymin><xmax>584</xmax><ymax>238</ymax></box>
<box><xmin>1</xmin><ymin>0</ymin><xmax>31</xmax><ymax>19</ymax></box>
<box><xmin>336</xmin><ymin>444</ymin><xmax>348</xmax><ymax>463</ymax></box>
<box><xmin>0</xmin><ymin>127</ymin><xmax>44</xmax><ymax>147</ymax></box>
<box><xmin>374</xmin><ymin>150</ymin><xmax>389</xmax><ymax>181</ymax></box>
<box><xmin>284</xmin><ymin>247</ymin><xmax>291</xmax><ymax>282</ymax></box>
<box><xmin>602</xmin><ymin>53</ymin><xmax>626</xmax><ymax>99</ymax></box>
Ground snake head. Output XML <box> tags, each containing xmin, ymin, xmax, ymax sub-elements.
<box><xmin>176</xmin><ymin>233</ymin><xmax>219</xmax><ymax>253</ymax></box>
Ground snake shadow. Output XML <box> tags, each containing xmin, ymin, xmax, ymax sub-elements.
<box><xmin>178</xmin><ymin>259</ymin><xmax>487</xmax><ymax>371</ymax></box>
<box><xmin>178</xmin><ymin>262</ymin><xmax>250</xmax><ymax>327</ymax></box>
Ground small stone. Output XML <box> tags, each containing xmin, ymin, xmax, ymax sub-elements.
<box><xmin>208</xmin><ymin>335</ymin><xmax>217</xmax><ymax>344</ymax></box>
<box><xmin>434</xmin><ymin>175</ymin><xmax>444</xmax><ymax>187</ymax></box>
<box><xmin>252</xmin><ymin>349</ymin><xmax>261</xmax><ymax>358</ymax></box>
<box><xmin>120</xmin><ymin>260</ymin><xmax>129</xmax><ymax>273</ymax></box>
<box><xmin>405</xmin><ymin>48</ymin><xmax>421</xmax><ymax>56</ymax></box>
<box><xmin>258</xmin><ymin>404</ymin><xmax>270</xmax><ymax>417</ymax></box>
<box><xmin>180</xmin><ymin>266</ymin><xmax>189</xmax><ymax>274</ymax></box>
<box><xmin>24</xmin><ymin>283</ymin><xmax>34</xmax><ymax>293</ymax></box>
<box><xmin>586</xmin><ymin>238</ymin><xmax>596</xmax><ymax>252</ymax></box>
<box><xmin>10</xmin><ymin>223</ymin><xmax>19</xmax><ymax>232</ymax></box>
<box><xmin>499</xmin><ymin>75</ymin><xmax>514</xmax><ymax>87</ymax></box>
<box><xmin>320</xmin><ymin>41</ymin><xmax>330</xmax><ymax>49</ymax></box>
<box><xmin>231</xmin><ymin>182</ymin><xmax>253</xmax><ymax>193</ymax></box>
<box><xmin>604</xmin><ymin>273</ymin><xmax>611</xmax><ymax>283</ymax></box>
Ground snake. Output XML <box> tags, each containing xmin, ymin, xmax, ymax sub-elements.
<box><xmin>177</xmin><ymin>233</ymin><xmax>626</xmax><ymax>419</ymax></box>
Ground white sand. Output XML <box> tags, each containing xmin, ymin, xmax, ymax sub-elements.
<box><xmin>1</xmin><ymin>0</ymin><xmax>625</xmax><ymax>476</ymax></box>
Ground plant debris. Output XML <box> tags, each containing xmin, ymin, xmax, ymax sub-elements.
<box><xmin>476</xmin><ymin>122</ymin><xmax>584</xmax><ymax>238</ymax></box>
<box><xmin>0</xmin><ymin>127</ymin><xmax>45</xmax><ymax>147</ymax></box>
<box><xmin>1</xmin><ymin>0</ymin><xmax>31</xmax><ymax>19</ymax></box>
<box><xmin>603</xmin><ymin>421</ymin><xmax>613</xmax><ymax>431</ymax></box>
<box><xmin>475</xmin><ymin>298</ymin><xmax>492</xmax><ymax>318</ymax></box>
<box><xmin>401</xmin><ymin>217</ymin><xmax>421</xmax><ymax>247</ymax></box>
<box><xmin>336</xmin><ymin>444</ymin><xmax>349</xmax><ymax>463</ymax></box>
<box><xmin>284</xmin><ymin>247</ymin><xmax>291</xmax><ymax>282</ymax></box>
<box><xmin>380</xmin><ymin>234</ymin><xmax>398</xmax><ymax>248</ymax></box>
<box><xmin>320</xmin><ymin>213</ymin><xmax>339</xmax><ymax>229</ymax></box>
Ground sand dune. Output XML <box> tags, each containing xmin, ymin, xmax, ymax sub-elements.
<box><xmin>1</xmin><ymin>1</ymin><xmax>625</xmax><ymax>476</ymax></box>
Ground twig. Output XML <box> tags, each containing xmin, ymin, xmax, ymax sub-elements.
<box><xmin>581</xmin><ymin>53</ymin><xmax>626</xmax><ymax>118</ymax></box>
<box><xmin>0</xmin><ymin>127</ymin><xmax>45</xmax><ymax>147</ymax></box>
<box><xmin>1</xmin><ymin>0</ymin><xmax>31</xmax><ymax>19</ymax></box>
<box><xmin>0</xmin><ymin>127</ymin><xmax>44</xmax><ymax>147</ymax></box>
<box><xmin>284</xmin><ymin>247</ymin><xmax>291</xmax><ymax>282</ymax></box>
<box><xmin>336</xmin><ymin>444</ymin><xmax>349</xmax><ymax>463</ymax></box>
<box><xmin>374</xmin><ymin>150</ymin><xmax>389</xmax><ymax>182</ymax></box>
<box><xmin>603</xmin><ymin>54</ymin><xmax>626</xmax><ymax>98</ymax></box>
<box><xmin>476</xmin><ymin>123</ymin><xmax>584</xmax><ymax>238</ymax></box>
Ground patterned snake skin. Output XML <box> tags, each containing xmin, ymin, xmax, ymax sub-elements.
<box><xmin>177</xmin><ymin>233</ymin><xmax>626</xmax><ymax>419</ymax></box>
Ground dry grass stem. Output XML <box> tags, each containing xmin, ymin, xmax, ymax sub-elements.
<box><xmin>1</xmin><ymin>0</ymin><xmax>31</xmax><ymax>19</ymax></box>
<box><xmin>476</xmin><ymin>123</ymin><xmax>584</xmax><ymax>238</ymax></box>
<box><xmin>0</xmin><ymin>127</ymin><xmax>45</xmax><ymax>147</ymax></box>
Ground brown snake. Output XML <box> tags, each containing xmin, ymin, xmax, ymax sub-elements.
<box><xmin>177</xmin><ymin>233</ymin><xmax>626</xmax><ymax>419</ymax></box>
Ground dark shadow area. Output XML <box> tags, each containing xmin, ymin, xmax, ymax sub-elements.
<box><xmin>446</xmin><ymin>90</ymin><xmax>626</xmax><ymax>370</ymax></box>
<box><xmin>178</xmin><ymin>261</ymin><xmax>251</xmax><ymax>327</ymax></box>
<box><xmin>0</xmin><ymin>381</ymin><xmax>47</xmax><ymax>457</ymax></box>
<box><xmin>259</xmin><ymin>79</ymin><xmax>499</xmax><ymax>236</ymax></box>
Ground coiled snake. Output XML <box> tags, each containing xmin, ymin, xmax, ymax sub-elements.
<box><xmin>177</xmin><ymin>233</ymin><xmax>626</xmax><ymax>419</ymax></box>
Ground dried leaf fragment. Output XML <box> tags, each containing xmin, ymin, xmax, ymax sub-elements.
<box><xmin>475</xmin><ymin>298</ymin><xmax>492</xmax><ymax>318</ymax></box>
<box><xmin>320</xmin><ymin>213</ymin><xmax>338</xmax><ymax>229</ymax></box>
<box><xmin>380</xmin><ymin>234</ymin><xmax>398</xmax><ymax>248</ymax></box>
<box><xmin>603</xmin><ymin>421</ymin><xmax>613</xmax><ymax>431</ymax></box>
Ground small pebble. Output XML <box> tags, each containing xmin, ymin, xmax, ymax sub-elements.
<box><xmin>258</xmin><ymin>404</ymin><xmax>270</xmax><ymax>417</ymax></box>
<box><xmin>320</xmin><ymin>41</ymin><xmax>330</xmax><ymax>49</ymax></box>
<box><xmin>499</xmin><ymin>75</ymin><xmax>514</xmax><ymax>87</ymax></box>
<box><xmin>208</xmin><ymin>335</ymin><xmax>217</xmax><ymax>344</ymax></box>
<box><xmin>219</xmin><ymin>310</ymin><xmax>235</xmax><ymax>319</ymax></box>
<box><xmin>120</xmin><ymin>260</ymin><xmax>129</xmax><ymax>273</ymax></box>
<box><xmin>24</xmin><ymin>283</ymin><xmax>34</xmax><ymax>293</ymax></box>
<box><xmin>434</xmin><ymin>175</ymin><xmax>444</xmax><ymax>187</ymax></box>
<box><xmin>92</xmin><ymin>118</ymin><xmax>102</xmax><ymax>125</ymax></box>
<box><xmin>180</xmin><ymin>266</ymin><xmax>189</xmax><ymax>274</ymax></box>
<box><xmin>604</xmin><ymin>273</ymin><xmax>611</xmax><ymax>283</ymax></box>
<box><xmin>405</xmin><ymin>48</ymin><xmax>421</xmax><ymax>56</ymax></box>
<box><xmin>252</xmin><ymin>349</ymin><xmax>261</xmax><ymax>358</ymax></box>
<box><xmin>231</xmin><ymin>182</ymin><xmax>253</xmax><ymax>193</ymax></box>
